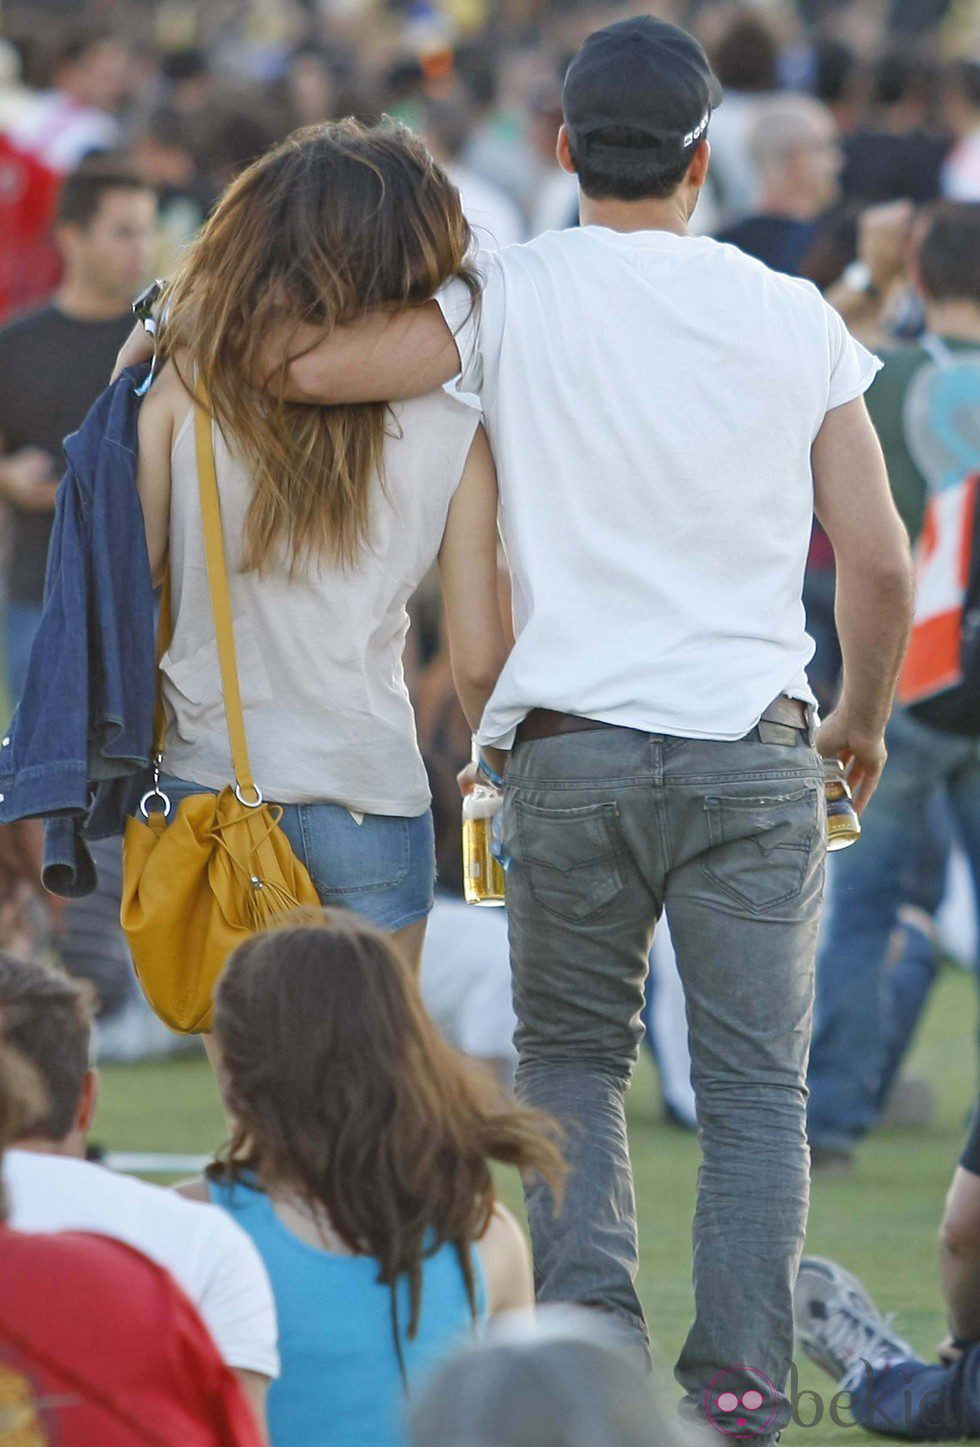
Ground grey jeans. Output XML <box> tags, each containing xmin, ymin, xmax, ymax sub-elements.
<box><xmin>500</xmin><ymin>724</ymin><xmax>826</xmax><ymax>1439</ymax></box>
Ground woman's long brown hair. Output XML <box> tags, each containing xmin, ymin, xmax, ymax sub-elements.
<box><xmin>209</xmin><ymin>913</ymin><xmax>565</xmax><ymax>1351</ymax></box>
<box><xmin>163</xmin><ymin>118</ymin><xmax>477</xmax><ymax>574</ymax></box>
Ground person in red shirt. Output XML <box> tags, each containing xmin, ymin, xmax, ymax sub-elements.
<box><xmin>0</xmin><ymin>1048</ymin><xmax>263</xmax><ymax>1447</ymax></box>
<box><xmin>0</xmin><ymin>133</ymin><xmax>62</xmax><ymax>321</ymax></box>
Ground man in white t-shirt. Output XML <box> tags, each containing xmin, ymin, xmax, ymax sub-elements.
<box><xmin>0</xmin><ymin>958</ymin><xmax>278</xmax><ymax>1431</ymax></box>
<box><xmin>115</xmin><ymin>18</ymin><xmax>913</xmax><ymax>1439</ymax></box>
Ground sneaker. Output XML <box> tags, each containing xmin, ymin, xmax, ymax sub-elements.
<box><xmin>795</xmin><ymin>1257</ymin><xmax>914</xmax><ymax>1389</ymax></box>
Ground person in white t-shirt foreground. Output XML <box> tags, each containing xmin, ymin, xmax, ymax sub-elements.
<box><xmin>0</xmin><ymin>956</ymin><xmax>278</xmax><ymax>1435</ymax></box>
<box><xmin>116</xmin><ymin>18</ymin><xmax>914</xmax><ymax>1439</ymax></box>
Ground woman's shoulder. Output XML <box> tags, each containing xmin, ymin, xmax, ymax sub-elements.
<box><xmin>474</xmin><ymin>1203</ymin><xmax>534</xmax><ymax>1316</ymax></box>
<box><xmin>139</xmin><ymin>353</ymin><xmax>194</xmax><ymax>433</ymax></box>
<box><xmin>386</xmin><ymin>388</ymin><xmax>482</xmax><ymax>493</ymax></box>
<box><xmin>391</xmin><ymin>386</ymin><xmax>481</xmax><ymax>440</ymax></box>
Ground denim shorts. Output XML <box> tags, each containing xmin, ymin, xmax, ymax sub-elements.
<box><xmin>155</xmin><ymin>774</ymin><xmax>436</xmax><ymax>932</ymax></box>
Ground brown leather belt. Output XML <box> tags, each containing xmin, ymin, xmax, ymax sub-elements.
<box><xmin>515</xmin><ymin>696</ymin><xmax>809</xmax><ymax>746</ymax></box>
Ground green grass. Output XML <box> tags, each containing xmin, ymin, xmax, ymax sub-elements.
<box><xmin>95</xmin><ymin>964</ymin><xmax>977</xmax><ymax>1445</ymax></box>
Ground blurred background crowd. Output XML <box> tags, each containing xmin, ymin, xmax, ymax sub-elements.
<box><xmin>0</xmin><ymin>0</ymin><xmax>978</xmax><ymax>310</ymax></box>
<box><xmin>0</xmin><ymin>0</ymin><xmax>978</xmax><ymax>1097</ymax></box>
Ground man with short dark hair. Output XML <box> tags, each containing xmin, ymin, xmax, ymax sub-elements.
<box><xmin>0</xmin><ymin>164</ymin><xmax>156</xmax><ymax>700</ymax></box>
<box><xmin>0</xmin><ymin>956</ymin><xmax>279</xmax><ymax>1426</ymax></box>
<box><xmin>0</xmin><ymin>952</ymin><xmax>93</xmax><ymax>1147</ymax></box>
<box><xmin>117</xmin><ymin>18</ymin><xmax>914</xmax><ymax>1438</ymax></box>
<box><xmin>807</xmin><ymin>202</ymin><xmax>980</xmax><ymax>1167</ymax></box>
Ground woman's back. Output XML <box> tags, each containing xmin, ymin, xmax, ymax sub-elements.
<box><xmin>208</xmin><ymin>1176</ymin><xmax>487</xmax><ymax>1447</ymax></box>
<box><xmin>160</xmin><ymin>385</ymin><xmax>479</xmax><ymax>814</ymax></box>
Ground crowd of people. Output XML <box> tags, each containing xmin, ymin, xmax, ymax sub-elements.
<box><xmin>0</xmin><ymin>0</ymin><xmax>978</xmax><ymax>1442</ymax></box>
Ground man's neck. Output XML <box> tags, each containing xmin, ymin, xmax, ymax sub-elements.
<box><xmin>55</xmin><ymin>279</ymin><xmax>131</xmax><ymax>322</ymax></box>
<box><xmin>13</xmin><ymin>1134</ymin><xmax>85</xmax><ymax>1159</ymax></box>
<box><xmin>578</xmin><ymin>192</ymin><xmax>691</xmax><ymax>236</ymax></box>
<box><xmin>925</xmin><ymin>299</ymin><xmax>980</xmax><ymax>344</ymax></box>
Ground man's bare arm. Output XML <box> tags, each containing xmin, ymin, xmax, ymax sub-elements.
<box><xmin>812</xmin><ymin>395</ymin><xmax>914</xmax><ymax>812</ymax></box>
<box><xmin>275</xmin><ymin>302</ymin><xmax>460</xmax><ymax>404</ymax></box>
<box><xmin>114</xmin><ymin>299</ymin><xmax>462</xmax><ymax>402</ymax></box>
<box><xmin>939</xmin><ymin>1166</ymin><xmax>980</xmax><ymax>1348</ymax></box>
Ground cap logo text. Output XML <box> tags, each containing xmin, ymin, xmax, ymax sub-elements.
<box><xmin>683</xmin><ymin>110</ymin><xmax>710</xmax><ymax>147</ymax></box>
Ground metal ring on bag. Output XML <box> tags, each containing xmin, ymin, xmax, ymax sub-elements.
<box><xmin>235</xmin><ymin>782</ymin><xmax>264</xmax><ymax>808</ymax></box>
<box><xmin>139</xmin><ymin>787</ymin><xmax>172</xmax><ymax>820</ymax></box>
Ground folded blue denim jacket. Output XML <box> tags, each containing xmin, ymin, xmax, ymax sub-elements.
<box><xmin>0</xmin><ymin>364</ymin><xmax>156</xmax><ymax>896</ymax></box>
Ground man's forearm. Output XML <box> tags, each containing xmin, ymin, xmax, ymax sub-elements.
<box><xmin>451</xmin><ymin>665</ymin><xmax>508</xmax><ymax>779</ymax></box>
<box><xmin>942</xmin><ymin>1245</ymin><xmax>980</xmax><ymax>1344</ymax></box>
<box><xmin>279</xmin><ymin>302</ymin><xmax>461</xmax><ymax>405</ymax></box>
<box><xmin>834</xmin><ymin>553</ymin><xmax>914</xmax><ymax>736</ymax></box>
<box><xmin>940</xmin><ymin>1168</ymin><xmax>980</xmax><ymax>1344</ymax></box>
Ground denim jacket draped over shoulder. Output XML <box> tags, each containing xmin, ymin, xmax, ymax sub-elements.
<box><xmin>0</xmin><ymin>364</ymin><xmax>157</xmax><ymax>896</ymax></box>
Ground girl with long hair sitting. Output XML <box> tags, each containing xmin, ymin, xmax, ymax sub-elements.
<box><xmin>136</xmin><ymin>119</ymin><xmax>508</xmax><ymax>974</ymax></box>
<box><xmin>178</xmin><ymin>913</ymin><xmax>565</xmax><ymax>1446</ymax></box>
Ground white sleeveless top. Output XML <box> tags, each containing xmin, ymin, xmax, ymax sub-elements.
<box><xmin>160</xmin><ymin>389</ymin><xmax>480</xmax><ymax>814</ymax></box>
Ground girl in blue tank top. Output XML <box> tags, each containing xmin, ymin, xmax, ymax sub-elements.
<box><xmin>183</xmin><ymin>913</ymin><xmax>564</xmax><ymax>1446</ymax></box>
<box><xmin>208</xmin><ymin>1174</ymin><xmax>486</xmax><ymax>1445</ymax></box>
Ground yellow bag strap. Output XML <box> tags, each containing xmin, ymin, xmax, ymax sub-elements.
<box><xmin>151</xmin><ymin>573</ymin><xmax>170</xmax><ymax>758</ymax></box>
<box><xmin>150</xmin><ymin>380</ymin><xmax>257</xmax><ymax>802</ymax></box>
<box><xmin>193</xmin><ymin>384</ymin><xmax>257</xmax><ymax>800</ymax></box>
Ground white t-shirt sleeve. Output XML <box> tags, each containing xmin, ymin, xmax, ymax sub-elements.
<box><xmin>436</xmin><ymin>250</ymin><xmax>505</xmax><ymax>397</ymax></box>
<box><xmin>192</xmin><ymin>1205</ymin><xmax>281</xmax><ymax>1379</ymax></box>
<box><xmin>1</xmin><ymin>1152</ymin><xmax>279</xmax><ymax>1378</ymax></box>
<box><xmin>822</xmin><ymin>298</ymin><xmax>883</xmax><ymax>411</ymax></box>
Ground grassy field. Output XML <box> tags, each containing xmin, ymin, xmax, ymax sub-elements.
<box><xmin>96</xmin><ymin>964</ymin><xmax>977</xmax><ymax>1446</ymax></box>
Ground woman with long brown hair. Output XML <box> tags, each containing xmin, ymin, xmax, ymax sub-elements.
<box><xmin>178</xmin><ymin>913</ymin><xmax>565</xmax><ymax>1447</ymax></box>
<box><xmin>135</xmin><ymin>119</ymin><xmax>508</xmax><ymax>972</ymax></box>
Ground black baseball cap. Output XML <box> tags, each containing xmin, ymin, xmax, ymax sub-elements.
<box><xmin>563</xmin><ymin>16</ymin><xmax>722</xmax><ymax>166</ymax></box>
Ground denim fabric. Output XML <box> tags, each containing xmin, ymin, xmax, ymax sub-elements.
<box><xmin>4</xmin><ymin>601</ymin><xmax>43</xmax><ymax>704</ymax></box>
<box><xmin>875</xmin><ymin>914</ymin><xmax>942</xmax><ymax>1115</ymax></box>
<box><xmin>808</xmin><ymin>709</ymin><xmax>980</xmax><ymax>1151</ymax></box>
<box><xmin>849</xmin><ymin>1350</ymin><xmax>980</xmax><ymax>1440</ymax></box>
<box><xmin>872</xmin><ymin>793</ymin><xmax>951</xmax><ymax>1112</ymax></box>
<box><xmin>156</xmin><ymin>774</ymin><xmax>436</xmax><ymax>932</ymax></box>
<box><xmin>499</xmin><ymin>724</ymin><xmax>826</xmax><ymax>1440</ymax></box>
<box><xmin>0</xmin><ymin>364</ymin><xmax>157</xmax><ymax>898</ymax></box>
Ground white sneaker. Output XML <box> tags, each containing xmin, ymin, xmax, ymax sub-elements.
<box><xmin>794</xmin><ymin>1257</ymin><xmax>914</xmax><ymax>1391</ymax></box>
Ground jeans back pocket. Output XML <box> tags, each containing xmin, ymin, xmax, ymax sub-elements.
<box><xmin>513</xmin><ymin>799</ymin><xmax>625</xmax><ymax>924</ymax></box>
<box><xmin>702</xmin><ymin>786</ymin><xmax>820</xmax><ymax>913</ymax></box>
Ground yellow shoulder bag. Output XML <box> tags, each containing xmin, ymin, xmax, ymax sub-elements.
<box><xmin>121</xmin><ymin>388</ymin><xmax>320</xmax><ymax>1033</ymax></box>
